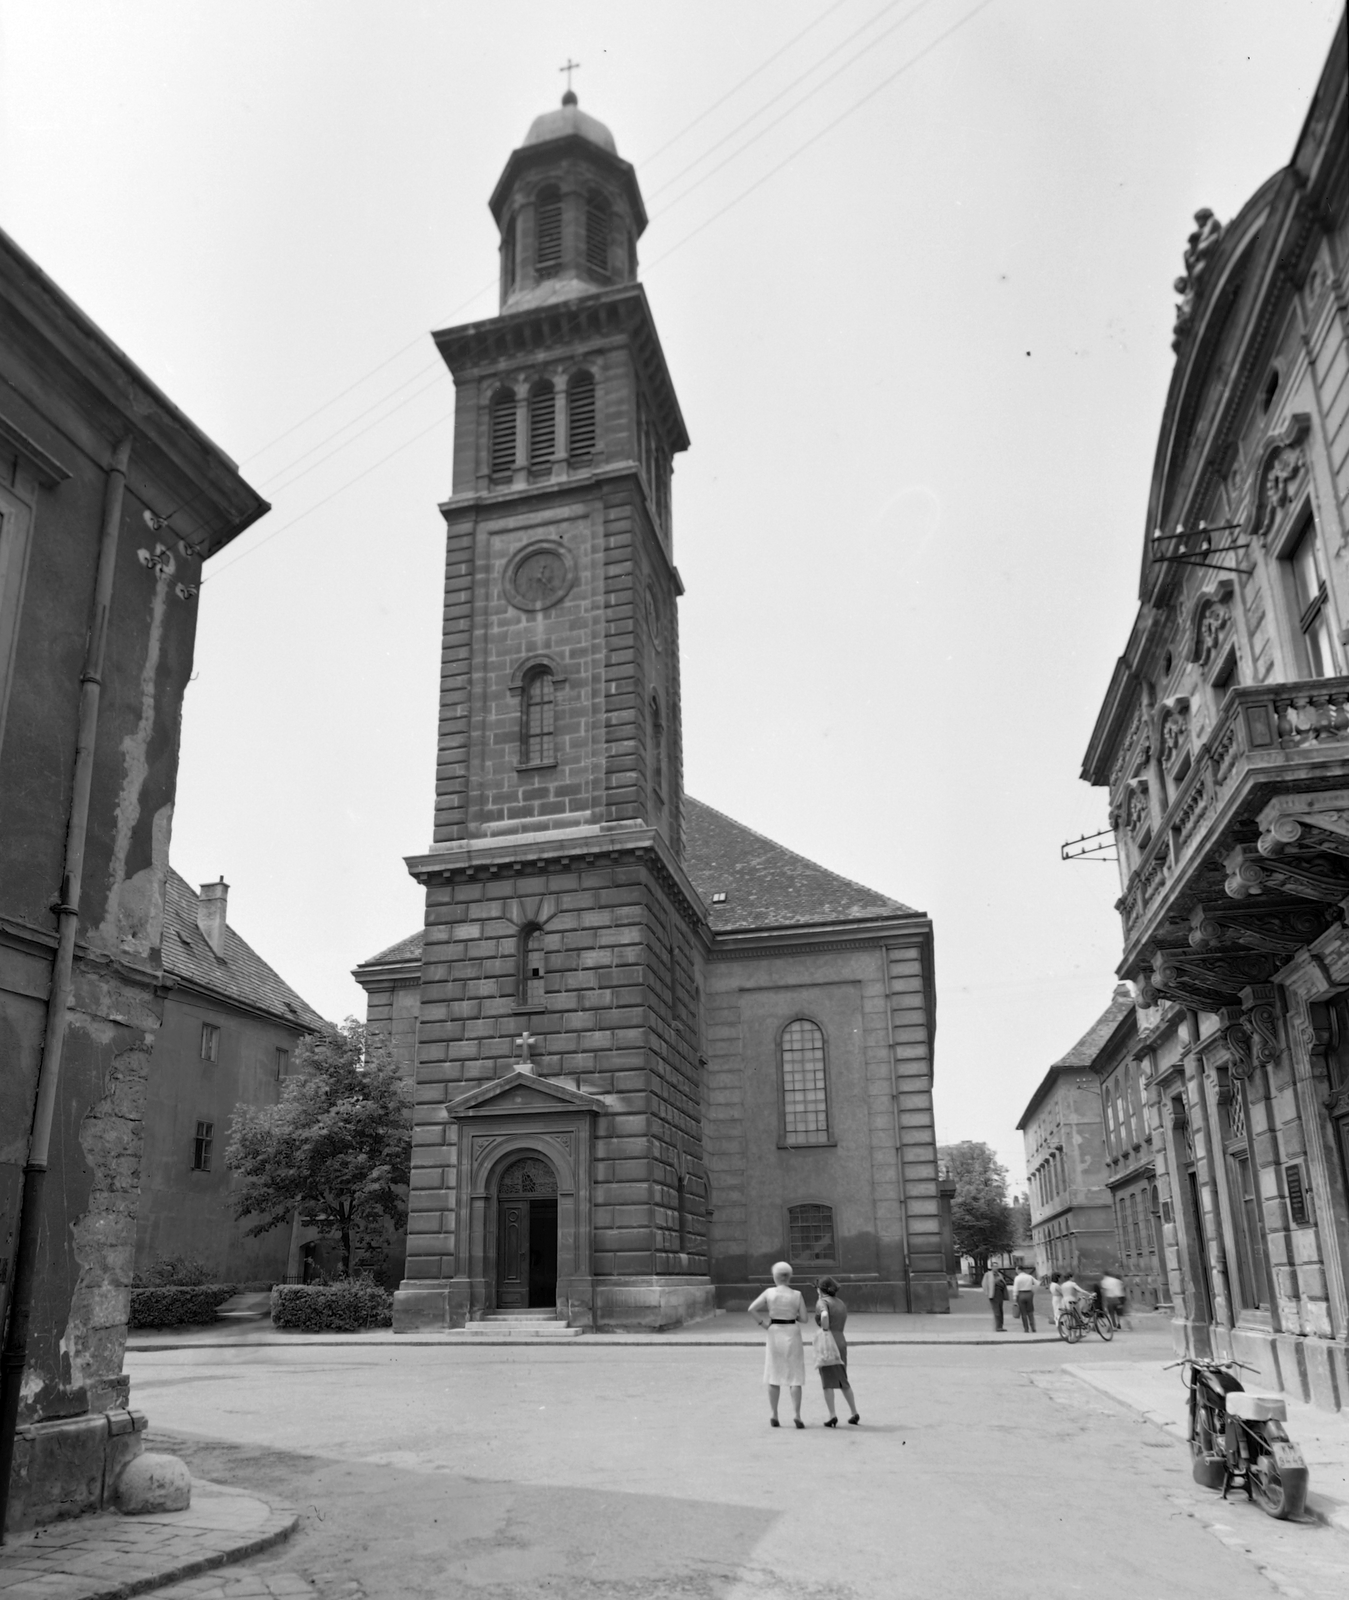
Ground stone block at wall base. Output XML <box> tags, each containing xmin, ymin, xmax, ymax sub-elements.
<box><xmin>1303</xmin><ymin>1337</ymin><xmax>1343</xmax><ymax>1412</ymax></box>
<box><xmin>591</xmin><ymin>1277</ymin><xmax>715</xmax><ymax>1331</ymax></box>
<box><xmin>392</xmin><ymin>1282</ymin><xmax>471</xmax><ymax>1331</ymax></box>
<box><xmin>5</xmin><ymin>1408</ymin><xmax>147</xmax><ymax>1534</ymax></box>
<box><xmin>908</xmin><ymin>1273</ymin><xmax>951</xmax><ymax>1314</ymax></box>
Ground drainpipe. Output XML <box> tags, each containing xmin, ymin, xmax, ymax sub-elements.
<box><xmin>880</xmin><ymin>938</ymin><xmax>914</xmax><ymax>1315</ymax></box>
<box><xmin>0</xmin><ymin>438</ymin><xmax>132</xmax><ymax>1542</ymax></box>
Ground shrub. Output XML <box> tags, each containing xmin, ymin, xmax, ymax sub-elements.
<box><xmin>270</xmin><ymin>1280</ymin><xmax>393</xmax><ymax>1332</ymax></box>
<box><xmin>133</xmin><ymin>1254</ymin><xmax>215</xmax><ymax>1288</ymax></box>
<box><xmin>128</xmin><ymin>1284</ymin><xmax>238</xmax><ymax>1328</ymax></box>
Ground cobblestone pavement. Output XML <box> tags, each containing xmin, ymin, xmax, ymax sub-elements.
<box><xmin>0</xmin><ymin>1479</ymin><xmax>297</xmax><ymax>1600</ymax></box>
<box><xmin>121</xmin><ymin>1324</ymin><xmax>1349</xmax><ymax>1599</ymax></box>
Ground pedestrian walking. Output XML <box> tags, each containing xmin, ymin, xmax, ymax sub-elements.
<box><xmin>981</xmin><ymin>1261</ymin><xmax>1007</xmax><ymax>1331</ymax></box>
<box><xmin>813</xmin><ymin>1276</ymin><xmax>859</xmax><ymax>1428</ymax></box>
<box><xmin>1049</xmin><ymin>1271</ymin><xmax>1064</xmax><ymax>1329</ymax></box>
<box><xmin>1101</xmin><ymin>1270</ymin><xmax>1126</xmax><ymax>1329</ymax></box>
<box><xmin>748</xmin><ymin>1261</ymin><xmax>809</xmax><ymax>1428</ymax></box>
<box><xmin>1013</xmin><ymin>1265</ymin><xmax>1038</xmax><ymax>1332</ymax></box>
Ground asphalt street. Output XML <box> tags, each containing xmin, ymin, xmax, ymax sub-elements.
<box><xmin>127</xmin><ymin>1327</ymin><xmax>1348</xmax><ymax>1600</ymax></box>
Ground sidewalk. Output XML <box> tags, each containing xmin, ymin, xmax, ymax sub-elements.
<box><xmin>127</xmin><ymin>1286</ymin><xmax>1085</xmax><ymax>1351</ymax></box>
<box><xmin>1067</xmin><ymin>1359</ymin><xmax>1349</xmax><ymax>1537</ymax></box>
<box><xmin>0</xmin><ymin>1478</ymin><xmax>297</xmax><ymax>1600</ymax></box>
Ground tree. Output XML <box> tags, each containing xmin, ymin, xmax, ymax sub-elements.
<box><xmin>1010</xmin><ymin>1192</ymin><xmax>1032</xmax><ymax>1247</ymax></box>
<box><xmin>226</xmin><ymin>1019</ymin><xmax>411</xmax><ymax>1278</ymax></box>
<box><xmin>937</xmin><ymin>1140</ymin><xmax>1015</xmax><ymax>1274</ymax></box>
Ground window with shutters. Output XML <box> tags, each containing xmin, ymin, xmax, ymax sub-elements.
<box><xmin>518</xmin><ymin>925</ymin><xmax>545</xmax><ymax>1008</ymax></box>
<box><xmin>1287</xmin><ymin>515</ymin><xmax>1337</xmax><ymax>678</ymax></box>
<box><xmin>780</xmin><ymin>1019</ymin><xmax>831</xmax><ymax>1146</ymax></box>
<box><xmin>502</xmin><ymin>214</ymin><xmax>517</xmax><ymax>298</ymax></box>
<box><xmin>520</xmin><ymin>666</ymin><xmax>555</xmax><ymax>766</ymax></box>
<box><xmin>787</xmin><ymin>1203</ymin><xmax>836</xmax><ymax>1264</ymax></box>
<box><xmin>585</xmin><ymin>190</ymin><xmax>611</xmax><ymax>278</ymax></box>
<box><xmin>568</xmin><ymin>371</ymin><xmax>596</xmax><ymax>458</ymax></box>
<box><xmin>528</xmin><ymin>380</ymin><xmax>555</xmax><ymax>469</ymax></box>
<box><xmin>490</xmin><ymin>389</ymin><xmax>516</xmax><ymax>478</ymax></box>
<box><xmin>200</xmin><ymin>1022</ymin><xmax>220</xmax><ymax>1063</ymax></box>
<box><xmin>535</xmin><ymin>185</ymin><xmax>562</xmax><ymax>277</ymax></box>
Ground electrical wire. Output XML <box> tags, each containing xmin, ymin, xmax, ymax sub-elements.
<box><xmin>646</xmin><ymin>0</ymin><xmax>926</xmax><ymax>204</ymax></box>
<box><xmin>645</xmin><ymin>0</ymin><xmax>998</xmax><ymax>270</ymax></box>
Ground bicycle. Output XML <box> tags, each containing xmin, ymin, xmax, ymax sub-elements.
<box><xmin>1056</xmin><ymin>1292</ymin><xmax>1114</xmax><ymax>1344</ymax></box>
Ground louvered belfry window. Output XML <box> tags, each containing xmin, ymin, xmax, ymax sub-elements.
<box><xmin>568</xmin><ymin>371</ymin><xmax>596</xmax><ymax>458</ymax></box>
<box><xmin>585</xmin><ymin>191</ymin><xmax>611</xmax><ymax>277</ymax></box>
<box><xmin>521</xmin><ymin>667</ymin><xmax>555</xmax><ymax>765</ymax></box>
<box><xmin>490</xmin><ymin>389</ymin><xmax>516</xmax><ymax>477</ymax></box>
<box><xmin>536</xmin><ymin>185</ymin><xmax>562</xmax><ymax>276</ymax></box>
<box><xmin>781</xmin><ymin>1020</ymin><xmax>830</xmax><ymax>1144</ymax></box>
<box><xmin>502</xmin><ymin>214</ymin><xmax>517</xmax><ymax>297</ymax></box>
<box><xmin>529</xmin><ymin>381</ymin><xmax>555</xmax><ymax>468</ymax></box>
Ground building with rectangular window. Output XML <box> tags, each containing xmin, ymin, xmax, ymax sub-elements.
<box><xmin>1081</xmin><ymin>20</ymin><xmax>1349</xmax><ymax>1410</ymax></box>
<box><xmin>351</xmin><ymin>91</ymin><xmax>945</xmax><ymax>1328</ymax></box>
<box><xmin>1018</xmin><ymin>989</ymin><xmax>1132</xmax><ymax>1283</ymax></box>
<box><xmin>135</xmin><ymin>871</ymin><xmax>327</xmax><ymax>1284</ymax></box>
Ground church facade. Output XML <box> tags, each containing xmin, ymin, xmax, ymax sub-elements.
<box><xmin>357</xmin><ymin>95</ymin><xmax>945</xmax><ymax>1330</ymax></box>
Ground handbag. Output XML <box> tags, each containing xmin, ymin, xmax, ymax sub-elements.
<box><xmin>813</xmin><ymin>1306</ymin><xmax>842</xmax><ymax>1367</ymax></box>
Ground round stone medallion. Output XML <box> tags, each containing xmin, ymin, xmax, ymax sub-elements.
<box><xmin>503</xmin><ymin>541</ymin><xmax>575</xmax><ymax>612</ymax></box>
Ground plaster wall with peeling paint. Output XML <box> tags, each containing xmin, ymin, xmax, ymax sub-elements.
<box><xmin>0</xmin><ymin>226</ymin><xmax>267</xmax><ymax>1528</ymax></box>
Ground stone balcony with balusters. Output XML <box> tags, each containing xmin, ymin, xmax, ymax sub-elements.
<box><xmin>1116</xmin><ymin>676</ymin><xmax>1349</xmax><ymax>971</ymax></box>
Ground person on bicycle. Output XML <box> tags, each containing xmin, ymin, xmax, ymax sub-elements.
<box><xmin>1059</xmin><ymin>1269</ymin><xmax>1082</xmax><ymax>1314</ymax></box>
<box><xmin>1100</xmin><ymin>1270</ymin><xmax>1126</xmax><ymax>1329</ymax></box>
<box><xmin>1049</xmin><ymin>1271</ymin><xmax>1064</xmax><ymax>1329</ymax></box>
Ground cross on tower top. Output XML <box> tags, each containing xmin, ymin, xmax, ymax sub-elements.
<box><xmin>515</xmin><ymin>1029</ymin><xmax>538</xmax><ymax>1071</ymax></box>
<box><xmin>559</xmin><ymin>58</ymin><xmax>581</xmax><ymax>104</ymax></box>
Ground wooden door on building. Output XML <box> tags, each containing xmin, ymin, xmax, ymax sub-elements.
<box><xmin>496</xmin><ymin>1157</ymin><xmax>559</xmax><ymax>1310</ymax></box>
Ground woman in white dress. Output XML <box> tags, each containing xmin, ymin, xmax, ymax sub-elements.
<box><xmin>748</xmin><ymin>1261</ymin><xmax>809</xmax><ymax>1428</ymax></box>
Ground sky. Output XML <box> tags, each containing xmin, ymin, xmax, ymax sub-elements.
<box><xmin>1</xmin><ymin>0</ymin><xmax>1342</xmax><ymax>1190</ymax></box>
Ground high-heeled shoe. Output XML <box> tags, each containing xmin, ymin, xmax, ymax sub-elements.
<box><xmin>847</xmin><ymin>1414</ymin><xmax>860</xmax><ymax>1425</ymax></box>
<box><xmin>794</xmin><ymin>1419</ymin><xmax>805</xmax><ymax>1429</ymax></box>
<box><xmin>770</xmin><ymin>1418</ymin><xmax>780</xmax><ymax>1427</ymax></box>
<box><xmin>824</xmin><ymin>1417</ymin><xmax>838</xmax><ymax>1428</ymax></box>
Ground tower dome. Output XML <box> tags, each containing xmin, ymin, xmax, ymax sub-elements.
<box><xmin>490</xmin><ymin>91</ymin><xmax>646</xmax><ymax>314</ymax></box>
<box><xmin>523</xmin><ymin>91</ymin><xmax>618</xmax><ymax>157</ymax></box>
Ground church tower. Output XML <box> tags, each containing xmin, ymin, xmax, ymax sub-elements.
<box><xmin>396</xmin><ymin>93</ymin><xmax>713</xmax><ymax>1330</ymax></box>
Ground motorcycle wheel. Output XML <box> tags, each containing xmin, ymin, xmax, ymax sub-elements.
<box><xmin>1250</xmin><ymin>1453</ymin><xmax>1309</xmax><ymax>1521</ymax></box>
<box><xmin>1094</xmin><ymin>1313</ymin><xmax>1114</xmax><ymax>1342</ymax></box>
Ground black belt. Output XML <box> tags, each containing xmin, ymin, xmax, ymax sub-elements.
<box><xmin>770</xmin><ymin>1318</ymin><xmax>797</xmax><ymax>1324</ymax></box>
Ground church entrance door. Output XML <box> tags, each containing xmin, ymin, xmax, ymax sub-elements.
<box><xmin>495</xmin><ymin>1157</ymin><xmax>559</xmax><ymax>1310</ymax></box>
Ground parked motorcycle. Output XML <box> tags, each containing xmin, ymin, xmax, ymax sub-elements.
<box><xmin>1172</xmin><ymin>1356</ymin><xmax>1308</xmax><ymax>1520</ymax></box>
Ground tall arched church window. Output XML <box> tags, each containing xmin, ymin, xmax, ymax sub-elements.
<box><xmin>502</xmin><ymin>214</ymin><xmax>517</xmax><ymax>298</ymax></box>
<box><xmin>788</xmin><ymin>1203</ymin><xmax>835</xmax><ymax>1264</ymax></box>
<box><xmin>518</xmin><ymin>925</ymin><xmax>545</xmax><ymax>1007</ymax></box>
<box><xmin>781</xmin><ymin>1020</ymin><xmax>830</xmax><ymax>1145</ymax></box>
<box><xmin>585</xmin><ymin>191</ymin><xmax>611</xmax><ymax>277</ymax></box>
<box><xmin>529</xmin><ymin>380</ymin><xmax>555</xmax><ymax>468</ymax></box>
<box><xmin>536</xmin><ymin>185</ymin><xmax>562</xmax><ymax>277</ymax></box>
<box><xmin>568</xmin><ymin>371</ymin><xmax>596</xmax><ymax>459</ymax></box>
<box><xmin>490</xmin><ymin>389</ymin><xmax>516</xmax><ymax>477</ymax></box>
<box><xmin>521</xmin><ymin>666</ymin><xmax>555</xmax><ymax>766</ymax></box>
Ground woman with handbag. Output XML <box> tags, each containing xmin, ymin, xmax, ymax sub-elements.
<box><xmin>814</xmin><ymin>1277</ymin><xmax>859</xmax><ymax>1427</ymax></box>
<box><xmin>748</xmin><ymin>1261</ymin><xmax>809</xmax><ymax>1428</ymax></box>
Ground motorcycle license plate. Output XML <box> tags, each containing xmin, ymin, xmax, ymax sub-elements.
<box><xmin>1272</xmin><ymin>1442</ymin><xmax>1305</xmax><ymax>1470</ymax></box>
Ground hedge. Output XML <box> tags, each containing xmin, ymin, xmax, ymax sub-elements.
<box><xmin>270</xmin><ymin>1281</ymin><xmax>393</xmax><ymax>1332</ymax></box>
<box><xmin>128</xmin><ymin>1284</ymin><xmax>238</xmax><ymax>1328</ymax></box>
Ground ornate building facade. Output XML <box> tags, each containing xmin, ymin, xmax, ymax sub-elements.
<box><xmin>1082</xmin><ymin>20</ymin><xmax>1349</xmax><ymax>1409</ymax></box>
<box><xmin>358</xmin><ymin>94</ymin><xmax>946</xmax><ymax>1330</ymax></box>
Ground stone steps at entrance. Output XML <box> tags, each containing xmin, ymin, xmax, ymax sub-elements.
<box><xmin>460</xmin><ymin>1312</ymin><xmax>581</xmax><ymax>1338</ymax></box>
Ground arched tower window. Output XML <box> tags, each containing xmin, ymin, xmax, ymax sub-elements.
<box><xmin>585</xmin><ymin>191</ymin><xmax>611</xmax><ymax>278</ymax></box>
<box><xmin>529</xmin><ymin>380</ymin><xmax>555</xmax><ymax>468</ymax></box>
<box><xmin>490</xmin><ymin>388</ymin><xmax>516</xmax><ymax>477</ymax></box>
<box><xmin>781</xmin><ymin>1020</ymin><xmax>829</xmax><ymax>1145</ymax></box>
<box><xmin>649</xmin><ymin>690</ymin><xmax>664</xmax><ymax>800</ymax></box>
<box><xmin>568</xmin><ymin>371</ymin><xmax>596</xmax><ymax>459</ymax></box>
<box><xmin>502</xmin><ymin>213</ymin><xmax>517</xmax><ymax>299</ymax></box>
<box><xmin>535</xmin><ymin>185</ymin><xmax>562</xmax><ymax>277</ymax></box>
<box><xmin>521</xmin><ymin>666</ymin><xmax>555</xmax><ymax>766</ymax></box>
<box><xmin>518</xmin><ymin>925</ymin><xmax>545</xmax><ymax>1007</ymax></box>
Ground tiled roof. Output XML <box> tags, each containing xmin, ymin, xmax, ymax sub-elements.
<box><xmin>355</xmin><ymin>930</ymin><xmax>425</xmax><ymax>969</ymax></box>
<box><xmin>683</xmin><ymin>796</ymin><xmax>917</xmax><ymax>933</ymax></box>
<box><xmin>162</xmin><ymin>869</ymin><xmax>328</xmax><ymax>1032</ymax></box>
<box><xmin>1052</xmin><ymin>985</ymin><xmax>1136</xmax><ymax>1068</ymax></box>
